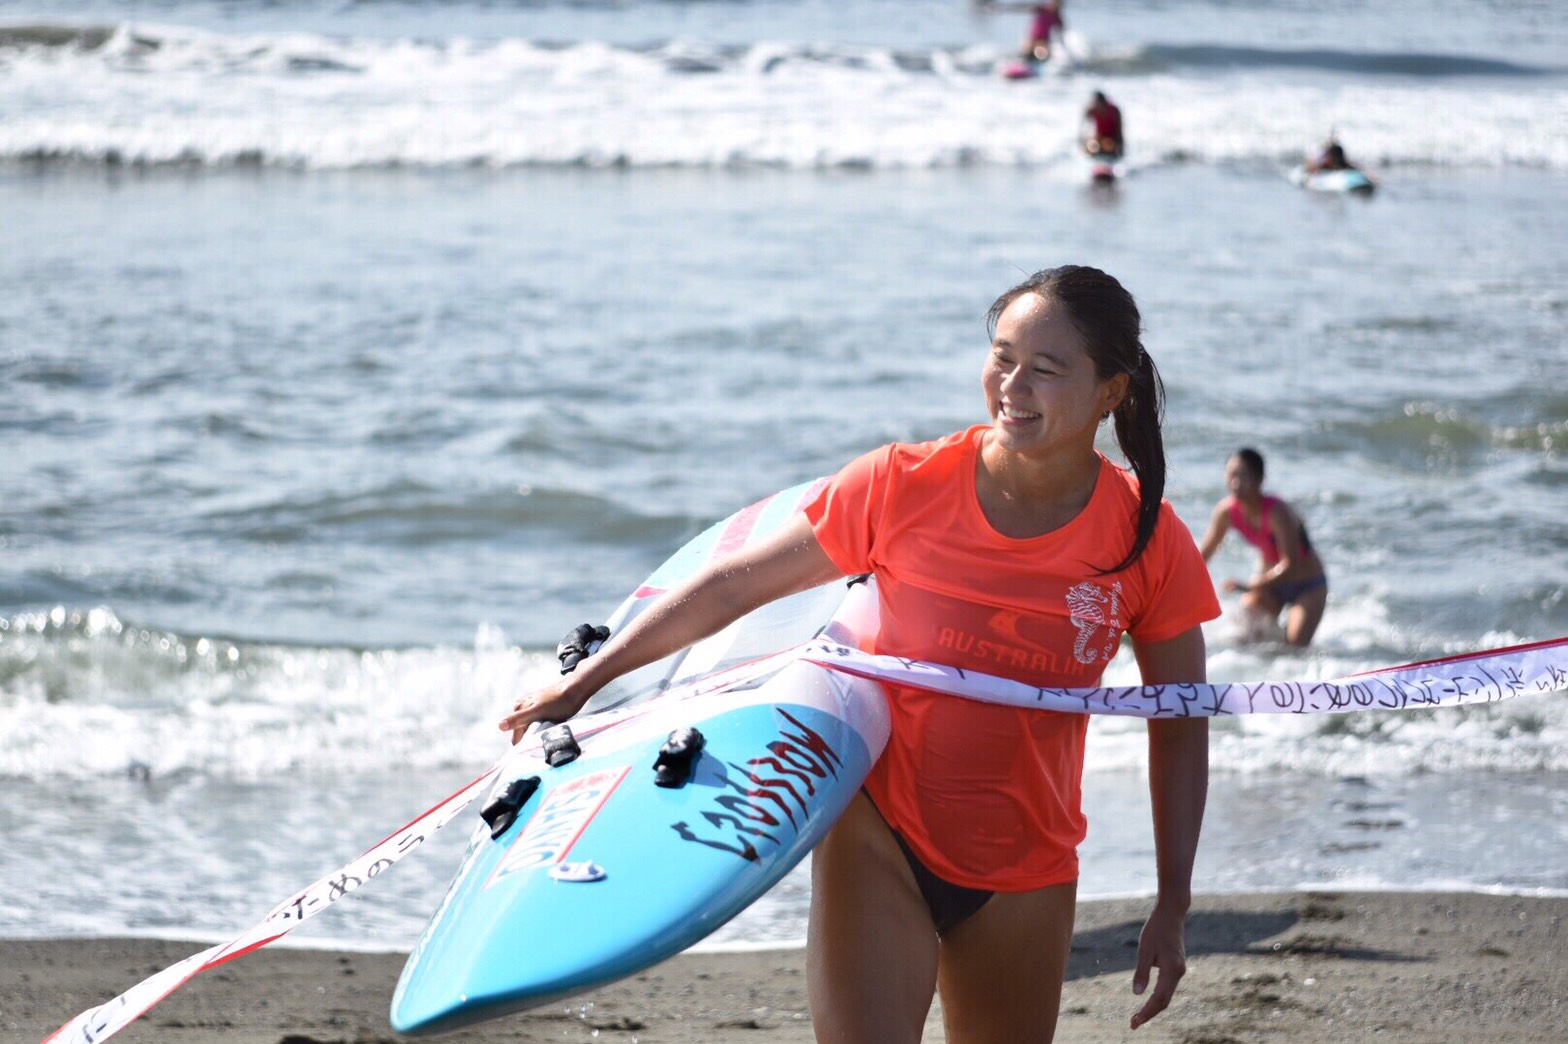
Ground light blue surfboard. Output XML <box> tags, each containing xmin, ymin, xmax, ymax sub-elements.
<box><xmin>1289</xmin><ymin>164</ymin><xmax>1375</xmax><ymax>195</ymax></box>
<box><xmin>391</xmin><ymin>481</ymin><xmax>890</xmax><ymax>1035</ymax></box>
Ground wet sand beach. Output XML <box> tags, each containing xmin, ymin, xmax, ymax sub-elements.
<box><xmin>10</xmin><ymin>891</ymin><xmax>1564</xmax><ymax>1044</ymax></box>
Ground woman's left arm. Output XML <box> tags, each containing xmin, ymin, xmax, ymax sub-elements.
<box><xmin>1249</xmin><ymin>501</ymin><xmax>1307</xmax><ymax>591</ymax></box>
<box><xmin>1128</xmin><ymin>625</ymin><xmax>1209</xmax><ymax>1029</ymax></box>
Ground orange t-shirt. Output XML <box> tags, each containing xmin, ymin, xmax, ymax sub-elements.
<box><xmin>805</xmin><ymin>425</ymin><xmax>1220</xmax><ymax>891</ymax></box>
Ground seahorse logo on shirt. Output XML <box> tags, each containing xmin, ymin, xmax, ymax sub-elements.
<box><xmin>1066</xmin><ymin>580</ymin><xmax>1124</xmax><ymax>664</ymax></box>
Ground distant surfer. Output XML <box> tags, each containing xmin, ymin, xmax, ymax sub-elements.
<box><xmin>984</xmin><ymin>0</ymin><xmax>1065</xmax><ymax>64</ymax></box>
<box><xmin>504</xmin><ymin>265</ymin><xmax>1217</xmax><ymax>1039</ymax></box>
<box><xmin>1083</xmin><ymin>90</ymin><xmax>1124</xmax><ymax>160</ymax></box>
<box><xmin>1305</xmin><ymin>138</ymin><xmax>1357</xmax><ymax>174</ymax></box>
<box><xmin>1198</xmin><ymin>448</ymin><xmax>1328</xmax><ymax>647</ymax></box>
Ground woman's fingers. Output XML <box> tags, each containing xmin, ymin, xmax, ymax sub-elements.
<box><xmin>500</xmin><ymin>684</ymin><xmax>583</xmax><ymax>744</ymax></box>
<box><xmin>499</xmin><ymin>692</ymin><xmax>545</xmax><ymax>737</ymax></box>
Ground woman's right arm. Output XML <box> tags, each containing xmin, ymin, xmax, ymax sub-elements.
<box><xmin>1196</xmin><ymin>500</ymin><xmax>1230</xmax><ymax>562</ymax></box>
<box><xmin>499</xmin><ymin>512</ymin><xmax>845</xmax><ymax>741</ymax></box>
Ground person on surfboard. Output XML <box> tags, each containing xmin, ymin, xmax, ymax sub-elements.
<box><xmin>1082</xmin><ymin>90</ymin><xmax>1124</xmax><ymax>160</ymax></box>
<box><xmin>503</xmin><ymin>265</ymin><xmax>1218</xmax><ymax>1042</ymax></box>
<box><xmin>1305</xmin><ymin>137</ymin><xmax>1364</xmax><ymax>176</ymax></box>
<box><xmin>983</xmin><ymin>0</ymin><xmax>1065</xmax><ymax>64</ymax></box>
<box><xmin>1198</xmin><ymin>447</ymin><xmax>1328</xmax><ymax>647</ymax></box>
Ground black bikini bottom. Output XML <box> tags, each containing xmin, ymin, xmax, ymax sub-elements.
<box><xmin>864</xmin><ymin>792</ymin><xmax>994</xmax><ymax>935</ymax></box>
<box><xmin>1274</xmin><ymin>573</ymin><xmax>1327</xmax><ymax>605</ymax></box>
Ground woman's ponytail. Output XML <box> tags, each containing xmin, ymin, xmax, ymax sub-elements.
<box><xmin>1107</xmin><ymin>344</ymin><xmax>1165</xmax><ymax>574</ymax></box>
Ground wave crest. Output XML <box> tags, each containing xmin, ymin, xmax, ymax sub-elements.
<box><xmin>2</xmin><ymin>22</ymin><xmax>1565</xmax><ymax>171</ymax></box>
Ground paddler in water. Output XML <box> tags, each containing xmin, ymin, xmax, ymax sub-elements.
<box><xmin>1083</xmin><ymin>90</ymin><xmax>1124</xmax><ymax>160</ymax></box>
<box><xmin>503</xmin><ymin>265</ymin><xmax>1219</xmax><ymax>1041</ymax></box>
<box><xmin>1305</xmin><ymin>138</ymin><xmax>1359</xmax><ymax>175</ymax></box>
<box><xmin>1198</xmin><ymin>447</ymin><xmax>1328</xmax><ymax>647</ymax></box>
<box><xmin>983</xmin><ymin>0</ymin><xmax>1065</xmax><ymax>63</ymax></box>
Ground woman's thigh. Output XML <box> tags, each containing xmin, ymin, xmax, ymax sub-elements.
<box><xmin>1285</xmin><ymin>583</ymin><xmax>1328</xmax><ymax>646</ymax></box>
<box><xmin>807</xmin><ymin>791</ymin><xmax>941</xmax><ymax>1044</ymax></box>
<box><xmin>936</xmin><ymin>880</ymin><xmax>1079</xmax><ymax>1044</ymax></box>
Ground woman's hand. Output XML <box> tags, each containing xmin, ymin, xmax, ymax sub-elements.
<box><xmin>499</xmin><ymin>678</ymin><xmax>591</xmax><ymax>745</ymax></box>
<box><xmin>492</xmin><ymin>514</ymin><xmax>841</xmax><ymax>747</ymax></box>
<box><xmin>1132</xmin><ymin>629</ymin><xmax>1207</xmax><ymax>1030</ymax></box>
<box><xmin>1130</xmin><ymin>899</ymin><xmax>1190</xmax><ymax>1029</ymax></box>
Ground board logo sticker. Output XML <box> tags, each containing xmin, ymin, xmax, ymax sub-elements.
<box><xmin>671</xmin><ymin>707</ymin><xmax>844</xmax><ymax>862</ymax></box>
<box><xmin>488</xmin><ymin>766</ymin><xmax>630</xmax><ymax>886</ymax></box>
<box><xmin>548</xmin><ymin>860</ymin><xmax>607</xmax><ymax>883</ymax></box>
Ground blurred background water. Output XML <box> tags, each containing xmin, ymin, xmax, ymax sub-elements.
<box><xmin>2</xmin><ymin>0</ymin><xmax>1565</xmax><ymax>951</ymax></box>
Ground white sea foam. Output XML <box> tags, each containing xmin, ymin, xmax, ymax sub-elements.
<box><xmin>4</xmin><ymin>603</ymin><xmax>1564</xmax><ymax>783</ymax></box>
<box><xmin>0</xmin><ymin>608</ymin><xmax>556</xmax><ymax>779</ymax></box>
<box><xmin>2</xmin><ymin>22</ymin><xmax>1564</xmax><ymax>171</ymax></box>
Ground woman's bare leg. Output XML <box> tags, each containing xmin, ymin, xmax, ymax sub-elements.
<box><xmin>807</xmin><ymin>792</ymin><xmax>940</xmax><ymax>1044</ymax></box>
<box><xmin>1284</xmin><ymin>583</ymin><xmax>1328</xmax><ymax>646</ymax></box>
<box><xmin>1238</xmin><ymin>587</ymin><xmax>1284</xmax><ymax>642</ymax></box>
<box><xmin>935</xmin><ymin>881</ymin><xmax>1078</xmax><ymax>1044</ymax></box>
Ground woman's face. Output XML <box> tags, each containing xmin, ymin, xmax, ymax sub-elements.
<box><xmin>982</xmin><ymin>292</ymin><xmax>1126</xmax><ymax>460</ymax></box>
<box><xmin>1225</xmin><ymin>456</ymin><xmax>1261</xmax><ymax>497</ymax></box>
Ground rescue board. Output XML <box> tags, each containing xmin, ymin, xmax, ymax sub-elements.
<box><xmin>1084</xmin><ymin>139</ymin><xmax>1121</xmax><ymax>184</ymax></box>
<box><xmin>1290</xmin><ymin>165</ymin><xmax>1375</xmax><ymax>194</ymax></box>
<box><xmin>389</xmin><ymin>480</ymin><xmax>891</xmax><ymax>1035</ymax></box>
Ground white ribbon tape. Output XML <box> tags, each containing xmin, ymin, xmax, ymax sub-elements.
<box><xmin>40</xmin><ymin>645</ymin><xmax>806</xmax><ymax>1044</ymax></box>
<box><xmin>43</xmin><ymin>633</ymin><xmax>1567</xmax><ymax>1042</ymax></box>
<box><xmin>42</xmin><ymin>766</ymin><xmax>501</xmax><ymax>1044</ymax></box>
<box><xmin>803</xmin><ymin>636</ymin><xmax>1568</xmax><ymax>717</ymax></box>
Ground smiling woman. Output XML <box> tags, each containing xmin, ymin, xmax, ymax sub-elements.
<box><xmin>979</xmin><ymin>295</ymin><xmax>1124</xmax><ymax>539</ymax></box>
<box><xmin>980</xmin><ymin>267</ymin><xmax>1166</xmax><ymax>571</ymax></box>
<box><xmin>500</xmin><ymin>265</ymin><xmax>1221</xmax><ymax>1042</ymax></box>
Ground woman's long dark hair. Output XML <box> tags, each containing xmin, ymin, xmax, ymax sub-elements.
<box><xmin>986</xmin><ymin>265</ymin><xmax>1166</xmax><ymax>574</ymax></box>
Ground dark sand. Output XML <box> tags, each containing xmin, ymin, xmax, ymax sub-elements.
<box><xmin>9</xmin><ymin>891</ymin><xmax>1564</xmax><ymax>1043</ymax></box>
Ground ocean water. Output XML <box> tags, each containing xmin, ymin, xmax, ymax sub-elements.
<box><xmin>3</xmin><ymin>0</ymin><xmax>1567</xmax><ymax>958</ymax></box>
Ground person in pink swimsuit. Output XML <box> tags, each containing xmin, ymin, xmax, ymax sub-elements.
<box><xmin>1199</xmin><ymin>447</ymin><xmax>1328</xmax><ymax>647</ymax></box>
<box><xmin>985</xmin><ymin>0</ymin><xmax>1065</xmax><ymax>63</ymax></box>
